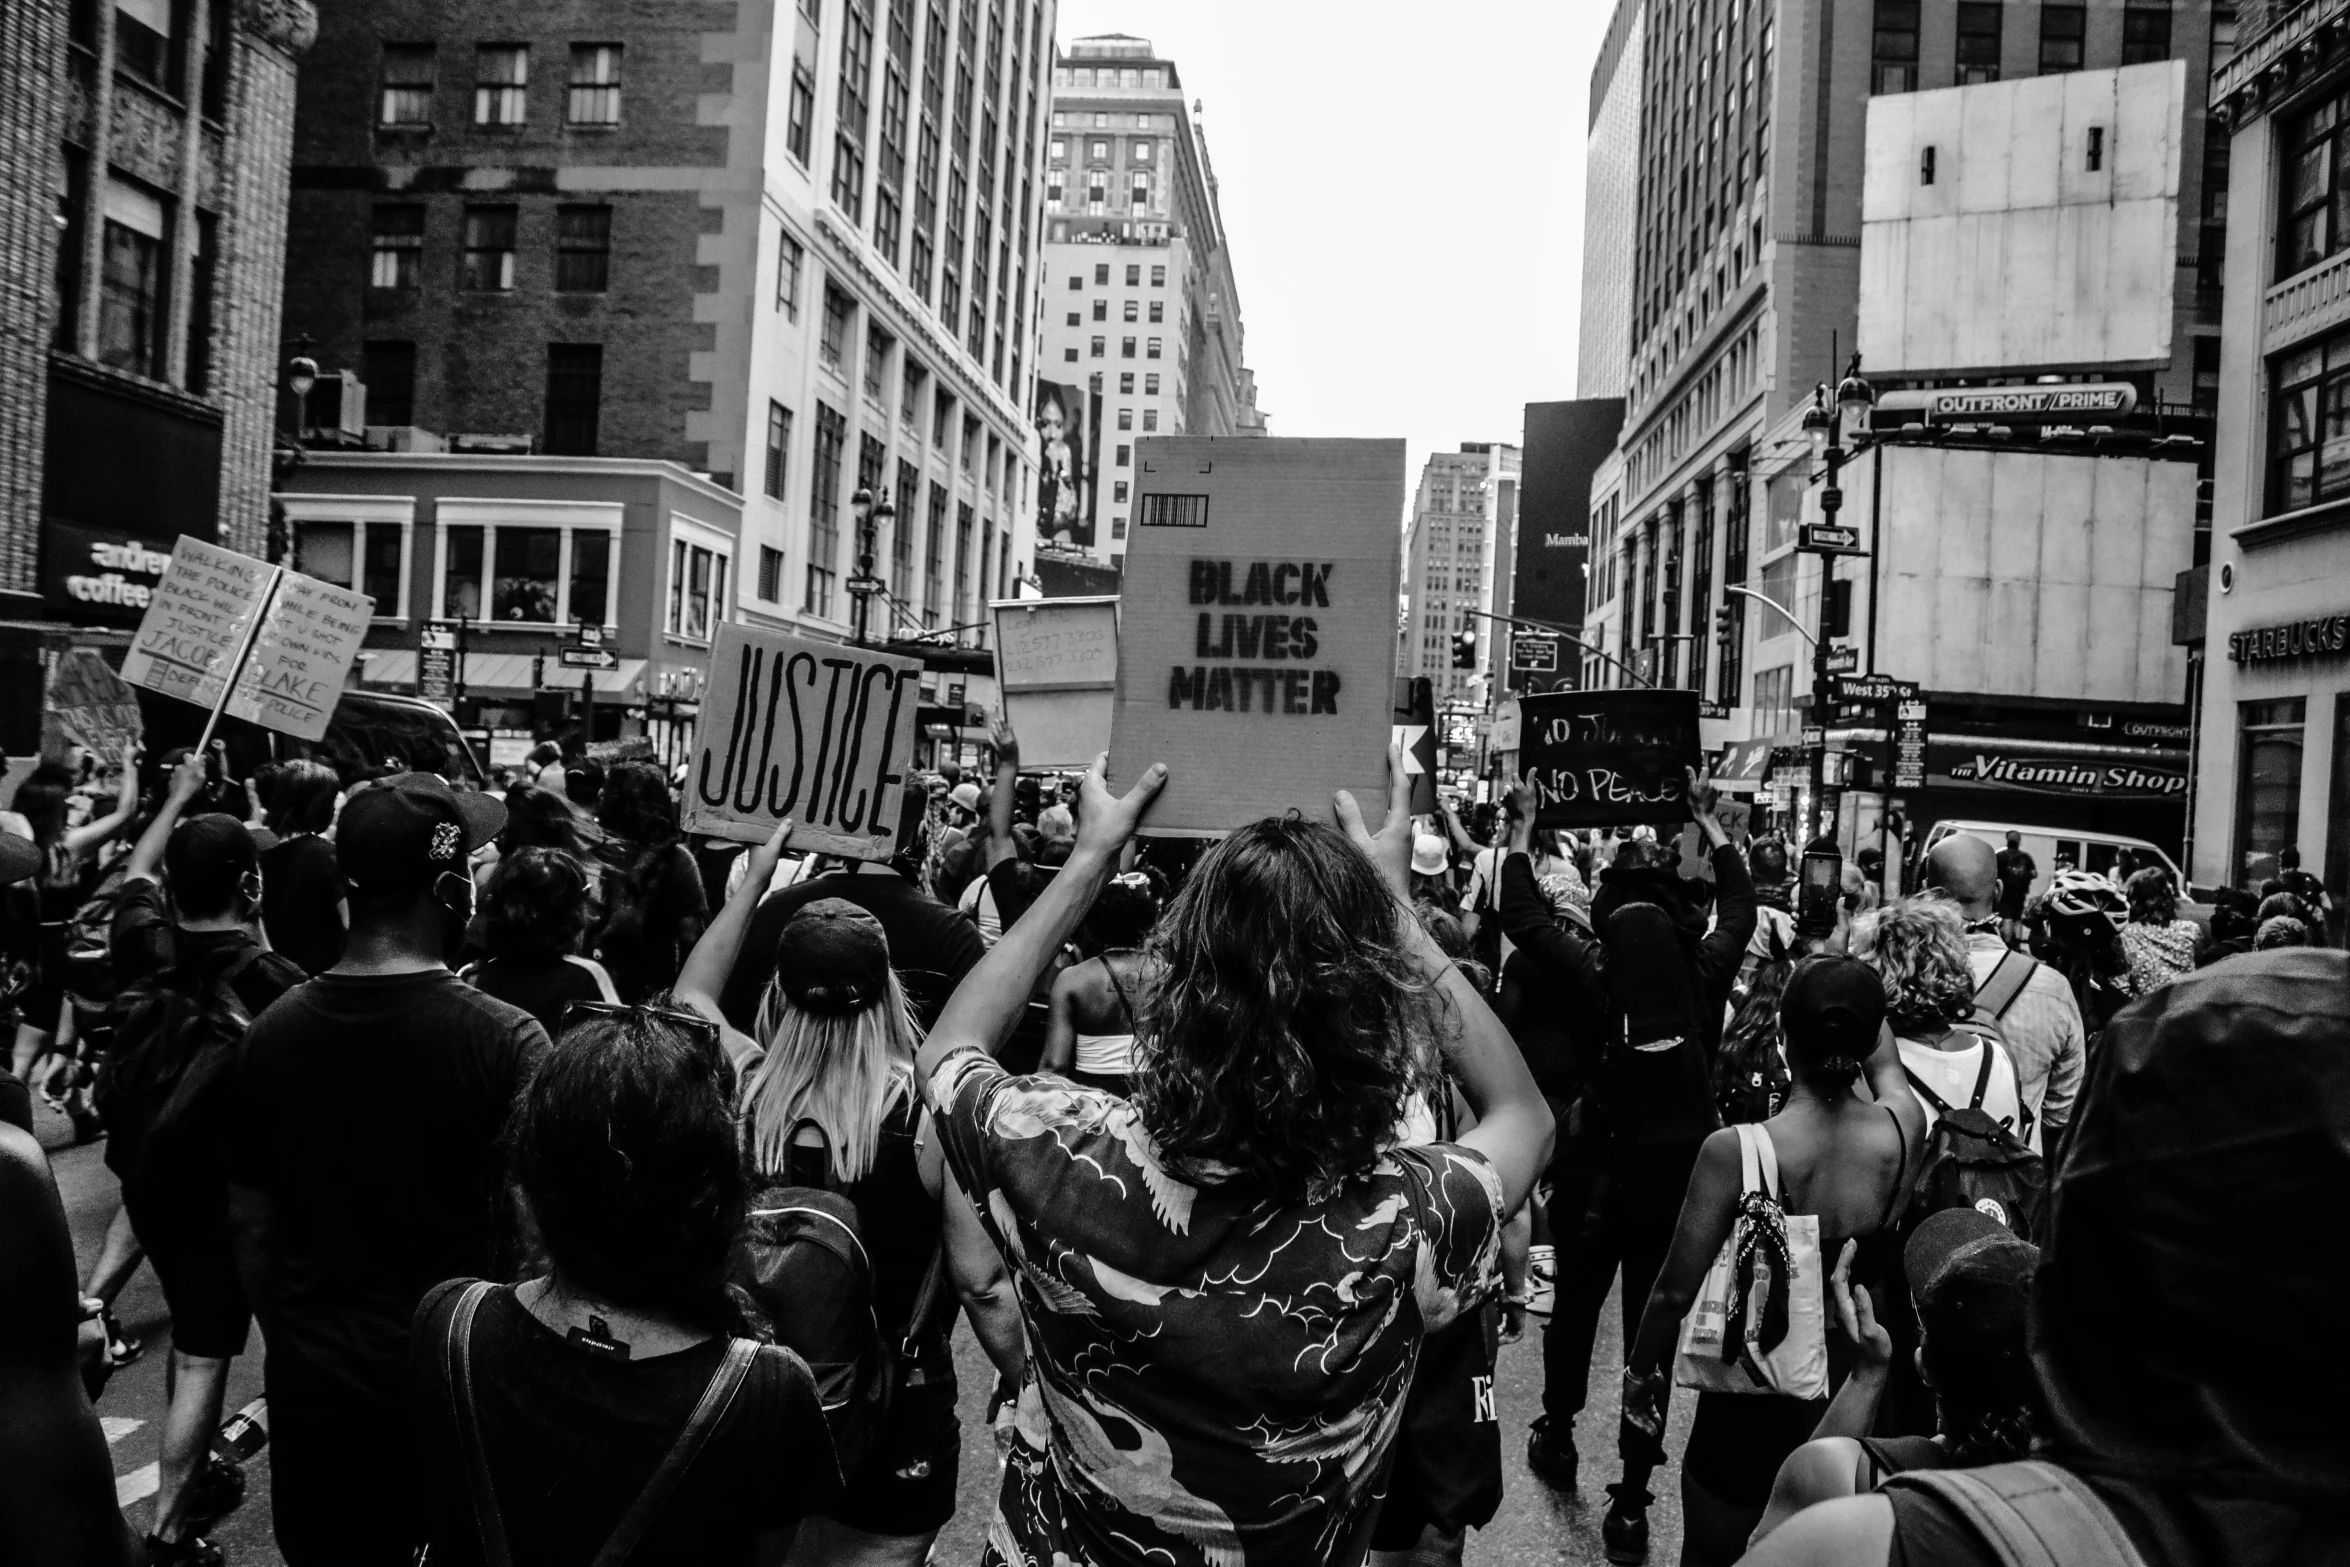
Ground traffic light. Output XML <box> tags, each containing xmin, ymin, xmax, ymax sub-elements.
<box><xmin>1715</xmin><ymin>602</ymin><xmax>1737</xmax><ymax>642</ymax></box>
<box><xmin>1824</xmin><ymin>579</ymin><xmax>1854</xmax><ymax>640</ymax></box>
<box><xmin>1451</xmin><ymin>629</ymin><xmax>1477</xmax><ymax>669</ymax></box>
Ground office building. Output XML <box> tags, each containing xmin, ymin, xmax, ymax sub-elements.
<box><xmin>2191</xmin><ymin>2</ymin><xmax>2350</xmax><ymax>920</ymax></box>
<box><xmin>1034</xmin><ymin>34</ymin><xmax>1261</xmax><ymax>570</ymax></box>
<box><xmin>280</xmin><ymin>0</ymin><xmax>1049</xmax><ymax>659</ymax></box>
<box><xmin>1579</xmin><ymin>1</ymin><xmax>1645</xmax><ymax>400</ymax></box>
<box><xmin>1514</xmin><ymin>398</ymin><xmax>1624</xmax><ymax>691</ymax></box>
<box><xmin>1401</xmin><ymin>442</ymin><xmax>1521</xmax><ymax>706</ymax></box>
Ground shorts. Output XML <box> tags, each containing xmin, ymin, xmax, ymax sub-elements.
<box><xmin>826</xmin><ymin>1367</ymin><xmax>961</xmax><ymax>1537</ymax></box>
<box><xmin>1370</xmin><ymin>1306</ymin><xmax>1503</xmax><ymax>1549</ymax></box>
<box><xmin>119</xmin><ymin>1179</ymin><xmax>252</xmax><ymax>1359</ymax></box>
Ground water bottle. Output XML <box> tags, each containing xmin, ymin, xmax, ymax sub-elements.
<box><xmin>214</xmin><ymin>1397</ymin><xmax>269</xmax><ymax>1462</ymax></box>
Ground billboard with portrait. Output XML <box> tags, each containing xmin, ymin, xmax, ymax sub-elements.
<box><xmin>1035</xmin><ymin>379</ymin><xmax>1097</xmax><ymax>550</ymax></box>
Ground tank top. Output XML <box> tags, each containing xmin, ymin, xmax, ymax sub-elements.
<box><xmin>1072</xmin><ymin>956</ymin><xmax>1138</xmax><ymax>1076</ymax></box>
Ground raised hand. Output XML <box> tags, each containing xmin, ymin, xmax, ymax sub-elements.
<box><xmin>1073</xmin><ymin>752</ymin><xmax>1166</xmax><ymax>862</ymax></box>
<box><xmin>1334</xmin><ymin>737</ymin><xmax>1414</xmax><ymax>900</ymax></box>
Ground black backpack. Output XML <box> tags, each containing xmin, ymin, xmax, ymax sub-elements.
<box><xmin>1904</xmin><ymin>1045</ymin><xmax>2047</xmax><ymax>1241</ymax></box>
<box><xmin>97</xmin><ymin>943</ymin><xmax>265</xmax><ymax>1190</ymax></box>
<box><xmin>730</xmin><ymin>1122</ymin><xmax>944</xmax><ymax>1482</ymax></box>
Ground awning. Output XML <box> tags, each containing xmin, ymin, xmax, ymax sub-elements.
<box><xmin>358</xmin><ymin>649</ymin><xmax>650</xmax><ymax>696</ymax></box>
<box><xmin>1711</xmin><ymin>738</ymin><xmax>1779</xmax><ymax>793</ymax></box>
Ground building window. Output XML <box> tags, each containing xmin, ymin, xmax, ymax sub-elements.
<box><xmin>116</xmin><ymin>0</ymin><xmax>180</xmax><ymax>92</ymax></box>
<box><xmin>1150</xmin><ymin>264</ymin><xmax>1165</xmax><ymax>286</ymax></box>
<box><xmin>764</xmin><ymin>401</ymin><xmax>792</xmax><ymax>499</ymax></box>
<box><xmin>1122</xmin><ymin>299</ymin><xmax>1138</xmax><ymax>322</ymax></box>
<box><xmin>953</xmin><ymin>502</ymin><xmax>974</xmax><ymax>620</ymax></box>
<box><xmin>1063</xmin><ymin>347</ymin><xmax>1078</xmax><ymax>362</ymax></box>
<box><xmin>923</xmin><ymin>482</ymin><xmax>947</xmax><ymax>625</ymax></box>
<box><xmin>294</xmin><ymin>519</ymin><xmax>408</xmax><ymax>617</ymax></box>
<box><xmin>820</xmin><ymin>283</ymin><xmax>854</xmax><ymax>370</ymax></box>
<box><xmin>2236</xmin><ymin>698</ymin><xmax>2307</xmax><ymax>887</ymax></box>
<box><xmin>1753</xmin><ymin>664</ymin><xmax>1796</xmax><ymax>736</ymax></box>
<box><xmin>2269</xmin><ymin>327</ymin><xmax>2350</xmax><ymax>514</ymax></box>
<box><xmin>1113</xmin><ymin>481</ymin><xmax>1128</xmax><ymax>503</ymax></box>
<box><xmin>1116</xmin><ymin>407</ymin><xmax>1132</xmax><ymax>430</ymax></box>
<box><xmin>1145</xmin><ymin>373</ymin><xmax>1159</xmax><ymax>394</ymax></box>
<box><xmin>787</xmin><ymin>60</ymin><xmax>817</xmax><ymax>164</ymax></box>
<box><xmin>892</xmin><ymin>457</ymin><xmax>917</xmax><ymax>594</ymax></box>
<box><xmin>1089</xmin><ymin>335</ymin><xmax>1105</xmax><ymax>358</ymax></box>
<box><xmin>931</xmin><ymin>389</ymin><xmax>952</xmax><ymax>448</ymax></box>
<box><xmin>832</xmin><ymin>0</ymin><xmax>875</xmax><ymax>221</ymax></box>
<box><xmin>1142</xmin><ymin>408</ymin><xmax>1158</xmax><ymax>431</ymax></box>
<box><xmin>2192</xmin><ymin>335</ymin><xmax>2221</xmax><ymax>414</ymax></box>
<box><xmin>864</xmin><ymin>326</ymin><xmax>892</xmax><ymax>401</ymax></box>
<box><xmin>370</xmin><ymin>204</ymin><xmax>424</xmax><ymax>289</ymax></box>
<box><xmin>1148</xmin><ymin>300</ymin><xmax>1164</xmax><ymax>323</ymax></box>
<box><xmin>2121</xmin><ymin>0</ymin><xmax>2172</xmax><ymax>64</ymax></box>
<box><xmin>1067</xmin><ymin>275</ymin><xmax>1083</xmax><ymax>291</ymax></box>
<box><xmin>668</xmin><ymin>536</ymin><xmax>729</xmax><ymax>640</ymax></box>
<box><xmin>1872</xmin><ymin>0</ymin><xmax>1919</xmax><ymax>94</ymax></box>
<box><xmin>439</xmin><ymin>520</ymin><xmax>611</xmax><ymax>625</ymax></box>
<box><xmin>474</xmin><ymin>45</ymin><xmax>529</xmax><ymax>125</ymax></box>
<box><xmin>363</xmin><ymin>340</ymin><xmax>416</xmax><ymax>426</ymax></box>
<box><xmin>1120</xmin><ymin>336</ymin><xmax>1135</xmax><ymax>358</ymax></box>
<box><xmin>1094</xmin><ymin>263</ymin><xmax>1109</xmax><ymax>284</ymax></box>
<box><xmin>2038</xmin><ymin>5</ymin><xmax>2085</xmax><ymax>73</ymax></box>
<box><xmin>379</xmin><ymin>43</ymin><xmax>435</xmax><ymax>125</ymax></box>
<box><xmin>543</xmin><ymin>344</ymin><xmax>603</xmax><ymax>456</ymax></box>
<box><xmin>2327</xmin><ymin>699</ymin><xmax>2350</xmax><ymax>940</ymax></box>
<box><xmin>1146</xmin><ymin>336</ymin><xmax>1162</xmax><ymax>359</ymax></box>
<box><xmin>901</xmin><ymin>361</ymin><xmax>924</xmax><ymax>425</ymax></box>
<box><xmin>97</xmin><ymin>182</ymin><xmax>169</xmax><ymax>379</ymax></box>
<box><xmin>553</xmin><ymin>205</ymin><xmax>610</xmax><ymax>291</ymax></box>
<box><xmin>2281</xmin><ymin>90</ymin><xmax>2350</xmax><ymax>279</ymax></box>
<box><xmin>1952</xmin><ymin>3</ymin><xmax>2003</xmax><ymax>83</ymax></box>
<box><xmin>1115</xmin><ymin>444</ymin><xmax>1130</xmax><ymax>467</ymax></box>
<box><xmin>776</xmin><ymin>231</ymin><xmax>803</xmax><ymax>317</ymax></box>
<box><xmin>807</xmin><ymin>403</ymin><xmax>847</xmax><ymax>615</ymax></box>
<box><xmin>567</xmin><ymin>43</ymin><xmax>622</xmax><ymax>124</ymax></box>
<box><xmin>758</xmin><ymin>544</ymin><xmax>785</xmax><ymax>602</ymax></box>
<box><xmin>459</xmin><ymin>204</ymin><xmax>517</xmax><ymax>291</ymax></box>
<box><xmin>1092</xmin><ymin>299</ymin><xmax>1107</xmax><ymax>321</ymax></box>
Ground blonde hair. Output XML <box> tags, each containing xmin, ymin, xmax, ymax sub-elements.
<box><xmin>1864</xmin><ymin>895</ymin><xmax>1980</xmax><ymax>1032</ymax></box>
<box><xmin>743</xmin><ymin>972</ymin><xmax>923</xmax><ymax>1184</ymax></box>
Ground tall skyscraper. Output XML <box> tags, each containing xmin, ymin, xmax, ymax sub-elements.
<box><xmin>1401</xmin><ymin>442</ymin><xmax>1522</xmax><ymax>707</ymax></box>
<box><xmin>281</xmin><ymin>0</ymin><xmax>1051</xmax><ymax>645</ymax></box>
<box><xmin>1034</xmin><ymin>35</ymin><xmax>1262</xmax><ymax>571</ymax></box>
<box><xmin>1579</xmin><ymin>1</ymin><xmax>1645</xmax><ymax>401</ymax></box>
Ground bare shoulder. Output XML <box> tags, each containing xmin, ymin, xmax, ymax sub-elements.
<box><xmin>1737</xmin><ymin>1494</ymin><xmax>1895</xmax><ymax>1566</ymax></box>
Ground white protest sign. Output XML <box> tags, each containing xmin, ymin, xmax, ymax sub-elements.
<box><xmin>1109</xmin><ymin>437</ymin><xmax>1405</xmax><ymax>835</ymax></box>
<box><xmin>992</xmin><ymin>595</ymin><xmax>1118</xmax><ymax>768</ymax></box>
<box><xmin>681</xmin><ymin>622</ymin><xmax>923</xmax><ymax>860</ymax></box>
<box><xmin>120</xmin><ymin>536</ymin><xmax>375</xmax><ymax>742</ymax></box>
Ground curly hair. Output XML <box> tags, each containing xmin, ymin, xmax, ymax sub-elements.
<box><xmin>506</xmin><ymin>1007</ymin><xmax>745</xmax><ymax>1329</ymax></box>
<box><xmin>498</xmin><ymin>783</ymin><xmax>597</xmax><ymax>857</ymax></box>
<box><xmin>483</xmin><ymin>847</ymin><xmax>599</xmax><ymax>961</ymax></box>
<box><xmin>2125</xmin><ymin>866</ymin><xmax>2178</xmax><ymax>926</ymax></box>
<box><xmin>1130</xmin><ymin>817</ymin><xmax>1442</xmax><ymax>1203</ymax></box>
<box><xmin>598</xmin><ymin>760</ymin><xmax>679</xmax><ymax>850</ymax></box>
<box><xmin>1863</xmin><ymin>895</ymin><xmax>1979</xmax><ymax>1034</ymax></box>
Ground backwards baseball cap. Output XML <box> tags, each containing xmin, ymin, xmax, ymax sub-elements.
<box><xmin>773</xmin><ymin>898</ymin><xmax>891</xmax><ymax>1014</ymax></box>
<box><xmin>164</xmin><ymin>813</ymin><xmax>276</xmax><ymax>913</ymax></box>
<box><xmin>1906</xmin><ymin>1205</ymin><xmax>2038</xmax><ymax>1332</ymax></box>
<box><xmin>336</xmin><ymin>772</ymin><xmax>505</xmax><ymax>899</ymax></box>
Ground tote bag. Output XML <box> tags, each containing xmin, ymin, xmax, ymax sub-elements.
<box><xmin>1673</xmin><ymin>1123</ymin><xmax>1829</xmax><ymax>1399</ymax></box>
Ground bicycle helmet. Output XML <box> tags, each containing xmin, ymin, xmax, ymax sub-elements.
<box><xmin>2045</xmin><ymin>868</ymin><xmax>2126</xmax><ymax>931</ymax></box>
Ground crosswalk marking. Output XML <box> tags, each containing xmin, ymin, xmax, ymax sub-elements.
<box><xmin>116</xmin><ymin>1463</ymin><xmax>159</xmax><ymax>1508</ymax></box>
<box><xmin>102</xmin><ymin>1416</ymin><xmax>144</xmax><ymax>1443</ymax></box>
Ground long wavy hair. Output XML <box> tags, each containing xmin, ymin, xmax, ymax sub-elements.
<box><xmin>743</xmin><ymin>971</ymin><xmax>923</xmax><ymax>1184</ymax></box>
<box><xmin>2125</xmin><ymin>866</ymin><xmax>2178</xmax><ymax>926</ymax></box>
<box><xmin>1130</xmin><ymin>817</ymin><xmax>1443</xmax><ymax>1202</ymax></box>
<box><xmin>1864</xmin><ymin>895</ymin><xmax>1980</xmax><ymax>1036</ymax></box>
<box><xmin>482</xmin><ymin>847</ymin><xmax>598</xmax><ymax>962</ymax></box>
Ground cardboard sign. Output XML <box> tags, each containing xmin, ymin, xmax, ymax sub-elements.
<box><xmin>993</xmin><ymin>596</ymin><xmax>1118</xmax><ymax>768</ymax></box>
<box><xmin>681</xmin><ymin>622</ymin><xmax>922</xmax><ymax>859</ymax></box>
<box><xmin>42</xmin><ymin>647</ymin><xmax>145</xmax><ymax>762</ymax></box>
<box><xmin>1109</xmin><ymin>438</ymin><xmax>1405</xmax><ymax>835</ymax></box>
<box><xmin>120</xmin><ymin>536</ymin><xmax>374</xmax><ymax>742</ymax></box>
<box><xmin>1516</xmin><ymin>688</ymin><xmax>1702</xmax><ymax>828</ymax></box>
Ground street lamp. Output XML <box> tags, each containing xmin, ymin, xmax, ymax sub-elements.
<box><xmin>847</xmin><ymin>486</ymin><xmax>895</xmax><ymax>645</ymax></box>
<box><xmin>1801</xmin><ymin>353</ymin><xmax>1874</xmax><ymax>844</ymax></box>
<box><xmin>268</xmin><ymin>337</ymin><xmax>320</xmax><ymax>558</ymax></box>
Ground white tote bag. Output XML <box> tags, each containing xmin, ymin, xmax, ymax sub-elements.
<box><xmin>1673</xmin><ymin>1123</ymin><xmax>1829</xmax><ymax>1400</ymax></box>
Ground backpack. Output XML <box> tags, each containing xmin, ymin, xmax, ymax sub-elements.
<box><xmin>62</xmin><ymin>879</ymin><xmax>127</xmax><ymax>1011</ymax></box>
<box><xmin>1904</xmin><ymin>1044</ymin><xmax>2047</xmax><ymax>1241</ymax></box>
<box><xmin>1884</xmin><ymin>1461</ymin><xmax>2147</xmax><ymax>1567</ymax></box>
<box><xmin>96</xmin><ymin>943</ymin><xmax>265</xmax><ymax>1190</ymax></box>
<box><xmin>730</xmin><ymin>1121</ymin><xmax>946</xmax><ymax>1482</ymax></box>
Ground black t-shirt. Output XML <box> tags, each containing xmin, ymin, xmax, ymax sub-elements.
<box><xmin>409</xmin><ymin>1281</ymin><xmax>836</xmax><ymax>1567</ymax></box>
<box><xmin>225</xmin><ymin>970</ymin><xmax>548</xmax><ymax>1414</ymax></box>
<box><xmin>261</xmin><ymin>836</ymin><xmax>345</xmax><ymax>978</ymax></box>
<box><xmin>718</xmin><ymin>870</ymin><xmax>986</xmax><ymax>1032</ymax></box>
<box><xmin>462</xmin><ymin>955</ymin><xmax>615</xmax><ymax>1037</ymax></box>
<box><xmin>1995</xmin><ymin>849</ymin><xmax>2037</xmax><ymax>916</ymax></box>
<box><xmin>593</xmin><ymin>840</ymin><xmax>710</xmax><ymax>1003</ymax></box>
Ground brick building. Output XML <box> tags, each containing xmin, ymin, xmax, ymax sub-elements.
<box><xmin>0</xmin><ymin>0</ymin><xmax>316</xmax><ymax>747</ymax></box>
<box><xmin>281</xmin><ymin>0</ymin><xmax>1049</xmax><ymax>652</ymax></box>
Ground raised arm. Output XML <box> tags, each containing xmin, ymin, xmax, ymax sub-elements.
<box><xmin>919</xmin><ymin>754</ymin><xmax>1165</xmax><ymax>1086</ymax></box>
<box><xmin>675</xmin><ymin>820</ymin><xmax>794</xmax><ymax>1069</ymax></box>
<box><xmin>1338</xmin><ymin>746</ymin><xmax>1553</xmax><ymax>1217</ymax></box>
<box><xmin>1437</xmin><ymin>795</ymin><xmax>1487</xmax><ymax>857</ymax></box>
<box><xmin>64</xmin><ymin>743</ymin><xmax>141</xmax><ymax>857</ymax></box>
<box><xmin>984</xmin><ymin>715</ymin><xmax>1020</xmax><ymax>872</ymax></box>
<box><xmin>122</xmin><ymin>752</ymin><xmax>207</xmax><ymax>887</ymax></box>
<box><xmin>1494</xmin><ymin>779</ymin><xmax>1600</xmax><ymax>984</ymax></box>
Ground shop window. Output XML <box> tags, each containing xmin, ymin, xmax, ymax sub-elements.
<box><xmin>2236</xmin><ymin>698</ymin><xmax>2307</xmax><ymax>887</ymax></box>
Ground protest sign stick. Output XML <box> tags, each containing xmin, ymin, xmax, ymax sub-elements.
<box><xmin>195</xmin><ymin>564</ymin><xmax>284</xmax><ymax>754</ymax></box>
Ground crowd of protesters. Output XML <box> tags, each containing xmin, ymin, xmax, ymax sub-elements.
<box><xmin>0</xmin><ymin>725</ymin><xmax>2343</xmax><ymax>1567</ymax></box>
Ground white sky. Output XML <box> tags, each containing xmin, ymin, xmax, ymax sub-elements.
<box><xmin>1051</xmin><ymin>0</ymin><xmax>1614</xmax><ymax>501</ymax></box>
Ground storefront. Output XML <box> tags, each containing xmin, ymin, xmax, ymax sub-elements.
<box><xmin>2193</xmin><ymin>596</ymin><xmax>2350</xmax><ymax>901</ymax></box>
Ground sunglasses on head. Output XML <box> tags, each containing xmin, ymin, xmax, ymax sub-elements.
<box><xmin>558</xmin><ymin>1000</ymin><xmax>723</xmax><ymax>1055</ymax></box>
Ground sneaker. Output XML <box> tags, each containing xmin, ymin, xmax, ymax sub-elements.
<box><xmin>1525</xmin><ymin>1416</ymin><xmax>1577</xmax><ymax>1491</ymax></box>
<box><xmin>144</xmin><ymin>1533</ymin><xmax>224</xmax><ymax>1567</ymax></box>
<box><xmin>1527</xmin><ymin>1244</ymin><xmax>1556</xmax><ymax>1316</ymax></box>
<box><xmin>1601</xmin><ymin>1483</ymin><xmax>1652</xmax><ymax>1566</ymax></box>
<box><xmin>182</xmin><ymin>1457</ymin><xmax>247</xmax><ymax>1528</ymax></box>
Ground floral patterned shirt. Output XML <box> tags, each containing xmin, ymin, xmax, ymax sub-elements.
<box><xmin>924</xmin><ymin>1045</ymin><xmax>1504</xmax><ymax>1567</ymax></box>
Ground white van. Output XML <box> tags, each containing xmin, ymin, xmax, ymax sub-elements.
<box><xmin>1918</xmin><ymin>819</ymin><xmax>2208</xmax><ymax>920</ymax></box>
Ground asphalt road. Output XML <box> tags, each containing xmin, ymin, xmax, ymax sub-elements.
<box><xmin>46</xmin><ymin>1095</ymin><xmax>1688</xmax><ymax>1566</ymax></box>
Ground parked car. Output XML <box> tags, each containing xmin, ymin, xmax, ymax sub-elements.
<box><xmin>132</xmin><ymin>685</ymin><xmax>485</xmax><ymax>790</ymax></box>
<box><xmin>1916</xmin><ymin>818</ymin><xmax>2212</xmax><ymax>925</ymax></box>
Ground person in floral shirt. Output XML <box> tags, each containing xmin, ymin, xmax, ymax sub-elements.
<box><xmin>914</xmin><ymin>747</ymin><xmax>1552</xmax><ymax>1567</ymax></box>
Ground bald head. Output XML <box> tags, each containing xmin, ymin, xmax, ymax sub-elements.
<box><xmin>1926</xmin><ymin>833</ymin><xmax>2000</xmax><ymax>918</ymax></box>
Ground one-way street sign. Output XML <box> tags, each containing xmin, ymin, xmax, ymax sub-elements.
<box><xmin>558</xmin><ymin>646</ymin><xmax>619</xmax><ymax>670</ymax></box>
<box><xmin>1800</xmin><ymin>523</ymin><xmax>1866</xmax><ymax>555</ymax></box>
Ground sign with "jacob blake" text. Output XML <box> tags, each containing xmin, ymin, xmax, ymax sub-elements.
<box><xmin>1110</xmin><ymin>437</ymin><xmax>1404</xmax><ymax>834</ymax></box>
<box><xmin>1515</xmin><ymin>688</ymin><xmax>1703</xmax><ymax>828</ymax></box>
<box><xmin>683</xmin><ymin>623</ymin><xmax>923</xmax><ymax>860</ymax></box>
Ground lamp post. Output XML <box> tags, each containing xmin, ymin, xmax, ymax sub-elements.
<box><xmin>1798</xmin><ymin>354</ymin><xmax>1874</xmax><ymax>843</ymax></box>
<box><xmin>847</xmin><ymin>486</ymin><xmax>895</xmax><ymax>645</ymax></box>
<box><xmin>267</xmin><ymin>338</ymin><xmax>319</xmax><ymax>560</ymax></box>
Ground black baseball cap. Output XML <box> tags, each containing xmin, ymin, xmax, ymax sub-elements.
<box><xmin>1906</xmin><ymin>1206</ymin><xmax>2038</xmax><ymax>1321</ymax></box>
<box><xmin>164</xmin><ymin>813</ymin><xmax>276</xmax><ymax>912</ymax></box>
<box><xmin>337</xmin><ymin>772</ymin><xmax>505</xmax><ymax>899</ymax></box>
<box><xmin>773</xmin><ymin>898</ymin><xmax>891</xmax><ymax>1014</ymax></box>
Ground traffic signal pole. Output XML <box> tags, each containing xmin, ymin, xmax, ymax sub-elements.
<box><xmin>1458</xmin><ymin>606</ymin><xmax>1661</xmax><ymax>690</ymax></box>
